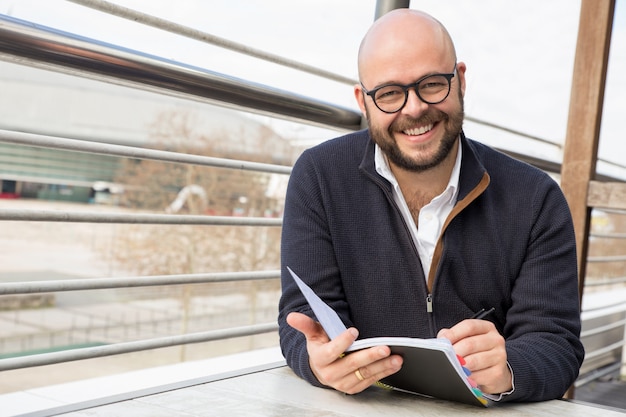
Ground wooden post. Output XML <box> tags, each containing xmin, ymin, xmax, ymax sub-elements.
<box><xmin>560</xmin><ymin>0</ymin><xmax>615</xmax><ymax>399</ymax></box>
<box><xmin>560</xmin><ymin>0</ymin><xmax>615</xmax><ymax>302</ymax></box>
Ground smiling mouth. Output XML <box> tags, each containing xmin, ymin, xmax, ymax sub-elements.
<box><xmin>403</xmin><ymin>123</ymin><xmax>434</xmax><ymax>136</ymax></box>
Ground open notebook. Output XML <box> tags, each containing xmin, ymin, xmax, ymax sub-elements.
<box><xmin>287</xmin><ymin>266</ymin><xmax>488</xmax><ymax>407</ymax></box>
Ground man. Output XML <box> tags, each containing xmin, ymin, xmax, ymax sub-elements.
<box><xmin>278</xmin><ymin>8</ymin><xmax>584</xmax><ymax>402</ymax></box>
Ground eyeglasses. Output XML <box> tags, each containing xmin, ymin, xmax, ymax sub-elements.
<box><xmin>361</xmin><ymin>65</ymin><xmax>457</xmax><ymax>114</ymax></box>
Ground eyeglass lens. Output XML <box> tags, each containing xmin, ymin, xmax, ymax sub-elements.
<box><xmin>373</xmin><ymin>74</ymin><xmax>451</xmax><ymax>112</ymax></box>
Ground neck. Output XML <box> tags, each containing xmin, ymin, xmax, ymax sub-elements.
<box><xmin>390</xmin><ymin>139</ymin><xmax>459</xmax><ymax>213</ymax></box>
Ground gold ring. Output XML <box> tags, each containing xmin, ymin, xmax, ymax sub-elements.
<box><xmin>355</xmin><ymin>368</ymin><xmax>365</xmax><ymax>381</ymax></box>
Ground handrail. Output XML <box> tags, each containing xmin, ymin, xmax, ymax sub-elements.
<box><xmin>0</xmin><ymin>14</ymin><xmax>362</xmax><ymax>131</ymax></box>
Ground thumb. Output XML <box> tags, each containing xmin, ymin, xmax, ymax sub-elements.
<box><xmin>287</xmin><ymin>312</ymin><xmax>329</xmax><ymax>342</ymax></box>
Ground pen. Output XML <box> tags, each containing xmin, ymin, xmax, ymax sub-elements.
<box><xmin>471</xmin><ymin>307</ymin><xmax>495</xmax><ymax>320</ymax></box>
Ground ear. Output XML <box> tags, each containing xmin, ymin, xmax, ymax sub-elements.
<box><xmin>455</xmin><ymin>61</ymin><xmax>467</xmax><ymax>97</ymax></box>
<box><xmin>354</xmin><ymin>84</ymin><xmax>368</xmax><ymax>115</ymax></box>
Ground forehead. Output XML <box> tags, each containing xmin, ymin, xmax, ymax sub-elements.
<box><xmin>358</xmin><ymin>12</ymin><xmax>454</xmax><ymax>86</ymax></box>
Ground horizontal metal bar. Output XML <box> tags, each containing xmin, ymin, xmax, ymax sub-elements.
<box><xmin>0</xmin><ymin>14</ymin><xmax>362</xmax><ymax>131</ymax></box>
<box><xmin>582</xmin><ymin>299</ymin><xmax>626</xmax><ymax>314</ymax></box>
<box><xmin>585</xmin><ymin>276</ymin><xmax>626</xmax><ymax>287</ymax></box>
<box><xmin>587</xmin><ymin>255</ymin><xmax>626</xmax><ymax>263</ymax></box>
<box><xmin>465</xmin><ymin>115</ymin><xmax>561</xmax><ymax>149</ymax></box>
<box><xmin>68</xmin><ymin>0</ymin><xmax>358</xmax><ymax>86</ymax></box>
<box><xmin>583</xmin><ymin>340</ymin><xmax>625</xmax><ymax>361</ymax></box>
<box><xmin>590</xmin><ymin>232</ymin><xmax>626</xmax><ymax>239</ymax></box>
<box><xmin>594</xmin><ymin>208</ymin><xmax>626</xmax><ymax>216</ymax></box>
<box><xmin>0</xmin><ymin>322</ymin><xmax>278</xmax><ymax>371</ymax></box>
<box><xmin>0</xmin><ymin>208</ymin><xmax>282</xmax><ymax>226</ymax></box>
<box><xmin>581</xmin><ymin>318</ymin><xmax>626</xmax><ymax>338</ymax></box>
<box><xmin>0</xmin><ymin>270</ymin><xmax>280</xmax><ymax>294</ymax></box>
<box><xmin>0</xmin><ymin>129</ymin><xmax>291</xmax><ymax>175</ymax></box>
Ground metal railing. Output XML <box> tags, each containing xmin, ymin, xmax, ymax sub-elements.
<box><xmin>0</xmin><ymin>4</ymin><xmax>625</xmax><ymax>389</ymax></box>
<box><xmin>0</xmin><ymin>14</ymin><xmax>361</xmax><ymax>131</ymax></box>
<box><xmin>577</xmin><ymin>208</ymin><xmax>626</xmax><ymax>384</ymax></box>
<box><xmin>0</xmin><ymin>130</ymin><xmax>285</xmax><ymax>370</ymax></box>
<box><xmin>0</xmin><ymin>9</ymin><xmax>310</xmax><ymax>375</ymax></box>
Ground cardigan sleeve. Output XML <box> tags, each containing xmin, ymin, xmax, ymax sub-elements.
<box><xmin>498</xmin><ymin>178</ymin><xmax>584</xmax><ymax>402</ymax></box>
<box><xmin>277</xmin><ymin>150</ymin><xmax>352</xmax><ymax>388</ymax></box>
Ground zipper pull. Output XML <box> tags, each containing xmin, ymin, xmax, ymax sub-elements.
<box><xmin>426</xmin><ymin>294</ymin><xmax>433</xmax><ymax>313</ymax></box>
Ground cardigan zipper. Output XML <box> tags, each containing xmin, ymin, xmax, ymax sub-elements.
<box><xmin>368</xmin><ymin>172</ymin><xmax>435</xmax><ymax>319</ymax></box>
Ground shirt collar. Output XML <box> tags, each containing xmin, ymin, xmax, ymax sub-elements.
<box><xmin>375</xmin><ymin>139</ymin><xmax>462</xmax><ymax>205</ymax></box>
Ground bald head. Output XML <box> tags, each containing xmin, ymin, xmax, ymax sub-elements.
<box><xmin>357</xmin><ymin>9</ymin><xmax>457</xmax><ymax>83</ymax></box>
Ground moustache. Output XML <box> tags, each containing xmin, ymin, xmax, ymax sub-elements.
<box><xmin>390</xmin><ymin>109</ymin><xmax>448</xmax><ymax>132</ymax></box>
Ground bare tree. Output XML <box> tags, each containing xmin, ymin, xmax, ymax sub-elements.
<box><xmin>108</xmin><ymin>109</ymin><xmax>283</xmax><ymax>283</ymax></box>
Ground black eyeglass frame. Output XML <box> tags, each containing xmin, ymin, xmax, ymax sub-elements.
<box><xmin>361</xmin><ymin>65</ymin><xmax>457</xmax><ymax>114</ymax></box>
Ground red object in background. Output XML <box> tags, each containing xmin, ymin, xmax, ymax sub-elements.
<box><xmin>0</xmin><ymin>193</ymin><xmax>20</xmax><ymax>199</ymax></box>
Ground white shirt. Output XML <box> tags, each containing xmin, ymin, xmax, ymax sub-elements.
<box><xmin>375</xmin><ymin>142</ymin><xmax>462</xmax><ymax>280</ymax></box>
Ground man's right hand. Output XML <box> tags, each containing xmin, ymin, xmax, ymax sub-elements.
<box><xmin>286</xmin><ymin>312</ymin><xmax>403</xmax><ymax>394</ymax></box>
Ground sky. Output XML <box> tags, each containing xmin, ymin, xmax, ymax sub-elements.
<box><xmin>0</xmin><ymin>0</ymin><xmax>624</xmax><ymax>177</ymax></box>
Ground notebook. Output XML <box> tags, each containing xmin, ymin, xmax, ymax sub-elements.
<box><xmin>287</xmin><ymin>266</ymin><xmax>488</xmax><ymax>407</ymax></box>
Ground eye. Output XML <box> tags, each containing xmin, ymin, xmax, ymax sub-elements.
<box><xmin>375</xmin><ymin>86</ymin><xmax>404</xmax><ymax>102</ymax></box>
<box><xmin>419</xmin><ymin>75</ymin><xmax>448</xmax><ymax>91</ymax></box>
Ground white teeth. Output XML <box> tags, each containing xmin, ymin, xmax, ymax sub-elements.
<box><xmin>404</xmin><ymin>123</ymin><xmax>433</xmax><ymax>136</ymax></box>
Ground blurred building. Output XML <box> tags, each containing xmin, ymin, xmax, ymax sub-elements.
<box><xmin>0</xmin><ymin>61</ymin><xmax>292</xmax><ymax>203</ymax></box>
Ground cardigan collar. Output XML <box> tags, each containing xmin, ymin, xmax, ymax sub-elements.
<box><xmin>359</xmin><ymin>129</ymin><xmax>489</xmax><ymax>203</ymax></box>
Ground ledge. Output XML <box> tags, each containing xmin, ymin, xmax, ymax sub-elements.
<box><xmin>0</xmin><ymin>346</ymin><xmax>285</xmax><ymax>417</ymax></box>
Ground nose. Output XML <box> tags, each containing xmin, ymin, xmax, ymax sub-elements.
<box><xmin>401</xmin><ymin>87</ymin><xmax>429</xmax><ymax>116</ymax></box>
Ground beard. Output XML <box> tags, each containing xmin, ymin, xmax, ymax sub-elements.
<box><xmin>368</xmin><ymin>89</ymin><xmax>464</xmax><ymax>172</ymax></box>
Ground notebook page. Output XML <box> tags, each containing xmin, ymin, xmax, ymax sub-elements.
<box><xmin>287</xmin><ymin>267</ymin><xmax>347</xmax><ymax>340</ymax></box>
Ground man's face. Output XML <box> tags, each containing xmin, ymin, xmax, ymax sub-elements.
<box><xmin>357</xmin><ymin>58</ymin><xmax>466</xmax><ymax>173</ymax></box>
<box><xmin>365</xmin><ymin>78</ymin><xmax>465</xmax><ymax>172</ymax></box>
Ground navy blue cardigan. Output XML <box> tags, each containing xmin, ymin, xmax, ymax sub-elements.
<box><xmin>278</xmin><ymin>129</ymin><xmax>584</xmax><ymax>402</ymax></box>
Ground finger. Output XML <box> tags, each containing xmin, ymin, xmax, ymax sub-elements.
<box><xmin>316</xmin><ymin>346</ymin><xmax>395</xmax><ymax>392</ymax></box>
<box><xmin>286</xmin><ymin>312</ymin><xmax>327</xmax><ymax>342</ymax></box>
<box><xmin>351</xmin><ymin>351</ymin><xmax>403</xmax><ymax>382</ymax></box>
<box><xmin>454</xmin><ymin>329</ymin><xmax>502</xmax><ymax>360</ymax></box>
<box><xmin>338</xmin><ymin>351</ymin><xmax>403</xmax><ymax>394</ymax></box>
<box><xmin>461</xmin><ymin>334</ymin><xmax>506</xmax><ymax>371</ymax></box>
<box><xmin>437</xmin><ymin>319</ymin><xmax>493</xmax><ymax>344</ymax></box>
<box><xmin>287</xmin><ymin>312</ymin><xmax>359</xmax><ymax>356</ymax></box>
